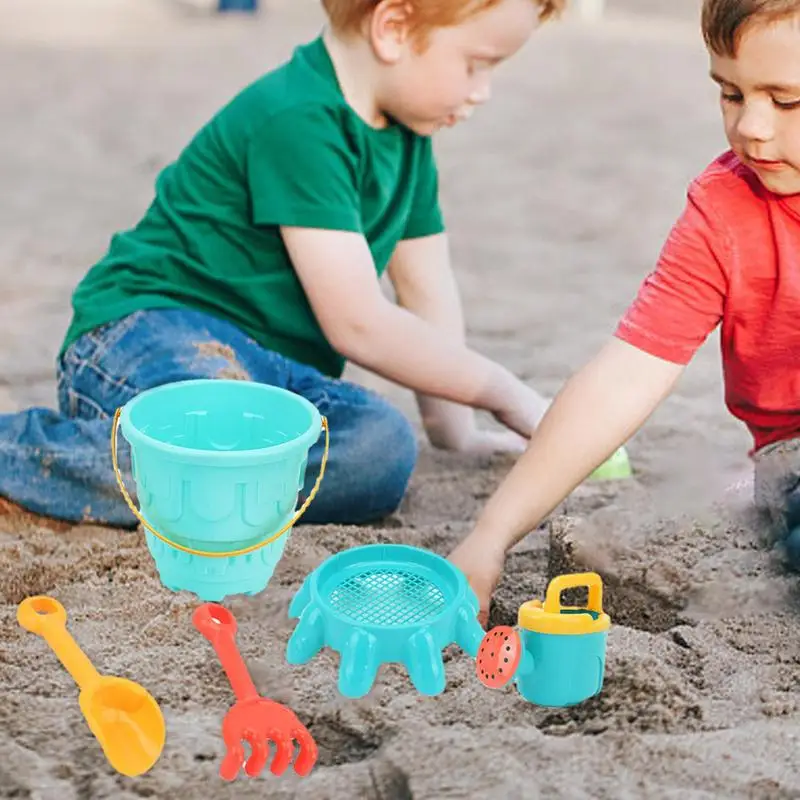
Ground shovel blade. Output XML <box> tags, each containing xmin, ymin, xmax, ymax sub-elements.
<box><xmin>80</xmin><ymin>677</ymin><xmax>165</xmax><ymax>777</ymax></box>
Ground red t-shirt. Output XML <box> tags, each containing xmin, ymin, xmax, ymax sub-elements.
<box><xmin>615</xmin><ymin>151</ymin><xmax>800</xmax><ymax>454</ymax></box>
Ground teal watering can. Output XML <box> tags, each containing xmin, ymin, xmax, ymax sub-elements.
<box><xmin>476</xmin><ymin>572</ymin><xmax>610</xmax><ymax>707</ymax></box>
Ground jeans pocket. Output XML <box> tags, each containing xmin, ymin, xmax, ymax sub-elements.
<box><xmin>84</xmin><ymin>311</ymin><xmax>146</xmax><ymax>365</ymax></box>
<box><xmin>64</xmin><ymin>312</ymin><xmax>144</xmax><ymax>372</ymax></box>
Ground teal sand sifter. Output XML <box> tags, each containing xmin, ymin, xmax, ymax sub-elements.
<box><xmin>286</xmin><ymin>544</ymin><xmax>486</xmax><ymax>698</ymax></box>
<box><xmin>111</xmin><ymin>379</ymin><xmax>328</xmax><ymax>602</ymax></box>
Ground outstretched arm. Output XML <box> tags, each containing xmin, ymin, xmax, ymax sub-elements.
<box><xmin>387</xmin><ymin>233</ymin><xmax>548</xmax><ymax>453</ymax></box>
<box><xmin>450</xmin><ymin>338</ymin><xmax>684</xmax><ymax>624</ymax></box>
<box><xmin>282</xmin><ymin>225</ymin><xmax>546</xmax><ymax>439</ymax></box>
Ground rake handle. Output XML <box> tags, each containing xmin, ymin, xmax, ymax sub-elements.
<box><xmin>193</xmin><ymin>604</ymin><xmax>258</xmax><ymax>702</ymax></box>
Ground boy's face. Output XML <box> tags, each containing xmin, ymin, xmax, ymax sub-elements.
<box><xmin>710</xmin><ymin>15</ymin><xmax>800</xmax><ymax>196</ymax></box>
<box><xmin>375</xmin><ymin>0</ymin><xmax>539</xmax><ymax>136</ymax></box>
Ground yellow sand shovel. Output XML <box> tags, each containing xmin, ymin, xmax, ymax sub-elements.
<box><xmin>17</xmin><ymin>596</ymin><xmax>166</xmax><ymax>777</ymax></box>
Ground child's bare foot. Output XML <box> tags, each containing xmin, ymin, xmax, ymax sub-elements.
<box><xmin>0</xmin><ymin>496</ymin><xmax>72</xmax><ymax>532</ymax></box>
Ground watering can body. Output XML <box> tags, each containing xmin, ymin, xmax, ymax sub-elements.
<box><xmin>515</xmin><ymin>625</ymin><xmax>607</xmax><ymax>707</ymax></box>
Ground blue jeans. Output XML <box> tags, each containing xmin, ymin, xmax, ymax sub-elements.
<box><xmin>0</xmin><ymin>308</ymin><xmax>417</xmax><ymax>527</ymax></box>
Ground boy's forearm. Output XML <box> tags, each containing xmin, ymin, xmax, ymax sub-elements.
<box><xmin>400</xmin><ymin>263</ymin><xmax>478</xmax><ymax>449</ymax></box>
<box><xmin>470</xmin><ymin>339</ymin><xmax>684</xmax><ymax>550</ymax></box>
<box><xmin>338</xmin><ymin>299</ymin><xmax>513</xmax><ymax>413</ymax></box>
<box><xmin>384</xmin><ymin>233</ymin><xmax>478</xmax><ymax>448</ymax></box>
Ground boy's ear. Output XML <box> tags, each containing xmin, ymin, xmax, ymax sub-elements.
<box><xmin>368</xmin><ymin>0</ymin><xmax>415</xmax><ymax>63</ymax></box>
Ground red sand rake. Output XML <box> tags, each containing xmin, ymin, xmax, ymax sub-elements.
<box><xmin>193</xmin><ymin>603</ymin><xmax>318</xmax><ymax>781</ymax></box>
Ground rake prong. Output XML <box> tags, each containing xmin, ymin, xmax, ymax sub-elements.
<box><xmin>292</xmin><ymin>725</ymin><xmax>319</xmax><ymax>777</ymax></box>
<box><xmin>268</xmin><ymin>732</ymin><xmax>293</xmax><ymax>776</ymax></box>
<box><xmin>243</xmin><ymin>733</ymin><xmax>269</xmax><ymax>778</ymax></box>
<box><xmin>219</xmin><ymin>738</ymin><xmax>246</xmax><ymax>782</ymax></box>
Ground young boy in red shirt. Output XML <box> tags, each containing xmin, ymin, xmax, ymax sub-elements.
<box><xmin>452</xmin><ymin>0</ymin><xmax>800</xmax><ymax>624</ymax></box>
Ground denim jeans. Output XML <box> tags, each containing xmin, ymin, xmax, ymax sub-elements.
<box><xmin>0</xmin><ymin>308</ymin><xmax>418</xmax><ymax>528</ymax></box>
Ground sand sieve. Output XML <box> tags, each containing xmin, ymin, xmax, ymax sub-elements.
<box><xmin>286</xmin><ymin>544</ymin><xmax>485</xmax><ymax>698</ymax></box>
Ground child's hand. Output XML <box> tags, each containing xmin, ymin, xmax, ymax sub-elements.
<box><xmin>459</xmin><ymin>429</ymin><xmax>528</xmax><ymax>456</ymax></box>
<box><xmin>448</xmin><ymin>533</ymin><xmax>506</xmax><ymax>628</ymax></box>
<box><xmin>419</xmin><ymin>394</ymin><xmax>530</xmax><ymax>455</ymax></box>
<box><xmin>491</xmin><ymin>381</ymin><xmax>550</xmax><ymax>440</ymax></box>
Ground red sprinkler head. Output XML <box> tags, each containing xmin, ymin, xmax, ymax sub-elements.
<box><xmin>475</xmin><ymin>626</ymin><xmax>521</xmax><ymax>689</ymax></box>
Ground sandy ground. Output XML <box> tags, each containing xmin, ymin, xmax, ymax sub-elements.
<box><xmin>1</xmin><ymin>1</ymin><xmax>799</xmax><ymax>797</ymax></box>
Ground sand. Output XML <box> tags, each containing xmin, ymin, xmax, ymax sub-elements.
<box><xmin>1</xmin><ymin>1</ymin><xmax>798</xmax><ymax>797</ymax></box>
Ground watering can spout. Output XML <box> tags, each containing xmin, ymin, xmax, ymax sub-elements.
<box><xmin>475</xmin><ymin>626</ymin><xmax>523</xmax><ymax>689</ymax></box>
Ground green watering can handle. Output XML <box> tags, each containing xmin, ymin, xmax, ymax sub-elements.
<box><xmin>110</xmin><ymin>408</ymin><xmax>329</xmax><ymax>559</ymax></box>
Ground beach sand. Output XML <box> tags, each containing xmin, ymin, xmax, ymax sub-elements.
<box><xmin>1</xmin><ymin>1</ymin><xmax>798</xmax><ymax>797</ymax></box>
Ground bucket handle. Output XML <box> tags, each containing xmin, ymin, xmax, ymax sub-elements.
<box><xmin>544</xmin><ymin>572</ymin><xmax>604</xmax><ymax>616</ymax></box>
<box><xmin>110</xmin><ymin>408</ymin><xmax>329</xmax><ymax>558</ymax></box>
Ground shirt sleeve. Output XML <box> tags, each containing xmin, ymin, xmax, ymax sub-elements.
<box><xmin>403</xmin><ymin>136</ymin><xmax>446</xmax><ymax>240</ymax></box>
<box><xmin>614</xmin><ymin>181</ymin><xmax>728</xmax><ymax>365</ymax></box>
<box><xmin>247</xmin><ymin>104</ymin><xmax>362</xmax><ymax>231</ymax></box>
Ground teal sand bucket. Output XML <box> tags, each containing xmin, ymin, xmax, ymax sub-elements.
<box><xmin>111</xmin><ymin>379</ymin><xmax>328</xmax><ymax>602</ymax></box>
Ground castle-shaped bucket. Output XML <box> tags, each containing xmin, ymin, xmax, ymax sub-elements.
<box><xmin>111</xmin><ymin>379</ymin><xmax>328</xmax><ymax>602</ymax></box>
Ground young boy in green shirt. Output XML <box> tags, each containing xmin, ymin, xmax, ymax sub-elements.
<box><xmin>0</xmin><ymin>0</ymin><xmax>566</xmax><ymax>528</ymax></box>
<box><xmin>451</xmin><ymin>0</ymin><xmax>800</xmax><ymax>625</ymax></box>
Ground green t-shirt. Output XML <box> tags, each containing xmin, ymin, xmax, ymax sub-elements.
<box><xmin>61</xmin><ymin>35</ymin><xmax>444</xmax><ymax>377</ymax></box>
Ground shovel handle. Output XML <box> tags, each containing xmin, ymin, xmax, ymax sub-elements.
<box><xmin>193</xmin><ymin>604</ymin><xmax>258</xmax><ymax>702</ymax></box>
<box><xmin>17</xmin><ymin>596</ymin><xmax>101</xmax><ymax>690</ymax></box>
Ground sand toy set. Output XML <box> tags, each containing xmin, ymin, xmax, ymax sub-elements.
<box><xmin>17</xmin><ymin>379</ymin><xmax>611</xmax><ymax>781</ymax></box>
<box><xmin>285</xmin><ymin>548</ymin><xmax>611</xmax><ymax>707</ymax></box>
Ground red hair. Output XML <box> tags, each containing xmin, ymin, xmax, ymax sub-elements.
<box><xmin>322</xmin><ymin>0</ymin><xmax>565</xmax><ymax>35</ymax></box>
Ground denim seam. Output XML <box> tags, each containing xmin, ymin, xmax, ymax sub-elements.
<box><xmin>63</xmin><ymin>312</ymin><xmax>145</xmax><ymax>371</ymax></box>
<box><xmin>90</xmin><ymin>311</ymin><xmax>144</xmax><ymax>355</ymax></box>
<box><xmin>67</xmin><ymin>388</ymin><xmax>111</xmax><ymax>421</ymax></box>
<box><xmin>77</xmin><ymin>361</ymin><xmax>141</xmax><ymax>398</ymax></box>
<box><xmin>315</xmin><ymin>389</ymin><xmax>395</xmax><ymax>415</ymax></box>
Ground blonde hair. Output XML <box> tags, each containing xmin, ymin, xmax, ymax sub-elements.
<box><xmin>702</xmin><ymin>0</ymin><xmax>800</xmax><ymax>55</ymax></box>
<box><xmin>322</xmin><ymin>0</ymin><xmax>565</xmax><ymax>36</ymax></box>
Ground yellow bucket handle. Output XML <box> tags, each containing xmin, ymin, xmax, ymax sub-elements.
<box><xmin>544</xmin><ymin>572</ymin><xmax>604</xmax><ymax>616</ymax></box>
<box><xmin>110</xmin><ymin>408</ymin><xmax>329</xmax><ymax>559</ymax></box>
